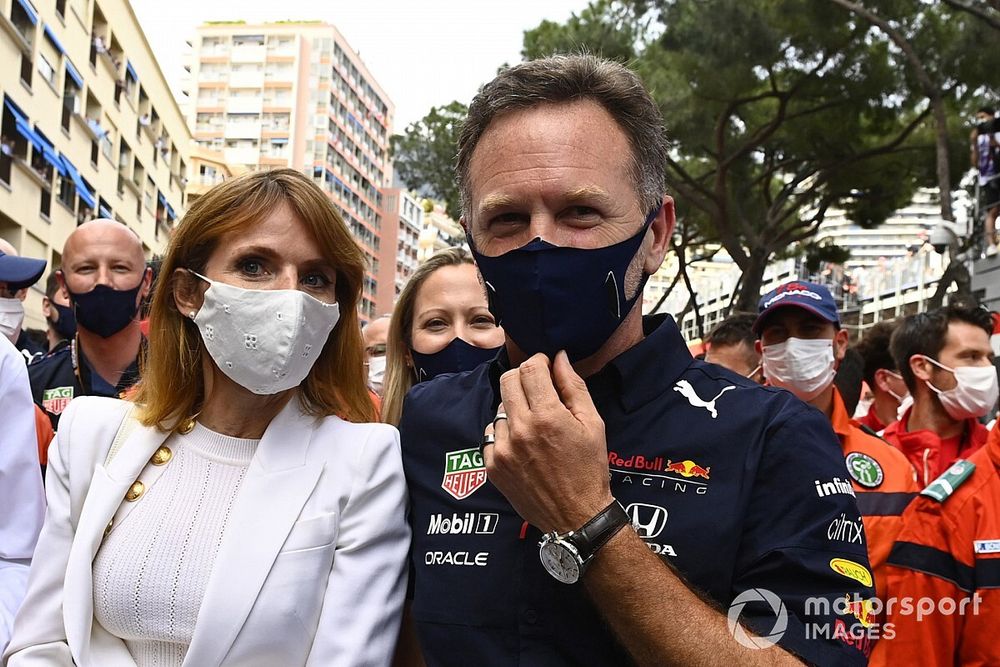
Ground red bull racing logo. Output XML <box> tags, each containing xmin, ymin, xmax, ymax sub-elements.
<box><xmin>665</xmin><ymin>459</ymin><xmax>711</xmax><ymax>480</ymax></box>
<box><xmin>442</xmin><ymin>447</ymin><xmax>488</xmax><ymax>500</ymax></box>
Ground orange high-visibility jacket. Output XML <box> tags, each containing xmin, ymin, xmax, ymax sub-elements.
<box><xmin>870</xmin><ymin>424</ymin><xmax>1000</xmax><ymax>666</ymax></box>
<box><xmin>832</xmin><ymin>388</ymin><xmax>919</xmax><ymax>601</ymax></box>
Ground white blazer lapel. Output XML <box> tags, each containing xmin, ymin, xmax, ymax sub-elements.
<box><xmin>63</xmin><ymin>422</ymin><xmax>169</xmax><ymax>663</ymax></box>
<box><xmin>183</xmin><ymin>400</ymin><xmax>322</xmax><ymax>667</ymax></box>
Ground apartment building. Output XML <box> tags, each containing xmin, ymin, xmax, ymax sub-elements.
<box><xmin>0</xmin><ymin>0</ymin><xmax>189</xmax><ymax>329</ymax></box>
<box><xmin>185</xmin><ymin>21</ymin><xmax>394</xmax><ymax>322</ymax></box>
<box><xmin>375</xmin><ymin>187</ymin><xmax>421</xmax><ymax>313</ymax></box>
<box><xmin>416</xmin><ymin>199</ymin><xmax>463</xmax><ymax>263</ymax></box>
<box><xmin>186</xmin><ymin>145</ymin><xmax>242</xmax><ymax>206</ymax></box>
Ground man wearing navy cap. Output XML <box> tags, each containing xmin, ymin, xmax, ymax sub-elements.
<box><xmin>0</xmin><ymin>239</ymin><xmax>47</xmax><ymax>361</ymax></box>
<box><xmin>397</xmin><ymin>56</ymin><xmax>876</xmax><ymax>667</ymax></box>
<box><xmin>754</xmin><ymin>281</ymin><xmax>918</xmax><ymax>603</ymax></box>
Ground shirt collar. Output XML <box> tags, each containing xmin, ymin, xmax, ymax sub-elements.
<box><xmin>487</xmin><ymin>314</ymin><xmax>693</xmax><ymax>414</ymax></box>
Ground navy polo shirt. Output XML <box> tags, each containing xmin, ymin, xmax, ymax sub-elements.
<box><xmin>400</xmin><ymin>316</ymin><xmax>876</xmax><ymax>666</ymax></box>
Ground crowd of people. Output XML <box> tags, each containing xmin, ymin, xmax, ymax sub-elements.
<box><xmin>0</xmin><ymin>54</ymin><xmax>998</xmax><ymax>667</ymax></box>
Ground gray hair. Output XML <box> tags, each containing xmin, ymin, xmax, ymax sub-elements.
<box><xmin>456</xmin><ymin>54</ymin><xmax>668</xmax><ymax>220</ymax></box>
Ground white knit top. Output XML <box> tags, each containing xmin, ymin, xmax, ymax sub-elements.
<box><xmin>92</xmin><ymin>423</ymin><xmax>259</xmax><ymax>667</ymax></box>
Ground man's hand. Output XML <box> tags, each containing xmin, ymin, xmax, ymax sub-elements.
<box><xmin>482</xmin><ymin>350</ymin><xmax>613</xmax><ymax>532</ymax></box>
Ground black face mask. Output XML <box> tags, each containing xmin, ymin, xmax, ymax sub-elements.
<box><xmin>47</xmin><ymin>302</ymin><xmax>77</xmax><ymax>340</ymax></box>
<box><xmin>410</xmin><ymin>337</ymin><xmax>502</xmax><ymax>383</ymax></box>
<box><xmin>468</xmin><ymin>208</ymin><xmax>657</xmax><ymax>361</ymax></box>
<box><xmin>68</xmin><ymin>281</ymin><xmax>143</xmax><ymax>338</ymax></box>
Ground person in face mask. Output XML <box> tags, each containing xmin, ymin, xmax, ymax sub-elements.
<box><xmin>396</xmin><ymin>55</ymin><xmax>875</xmax><ymax>667</ymax></box>
<box><xmin>703</xmin><ymin>312</ymin><xmax>762</xmax><ymax>382</ymax></box>
<box><xmin>4</xmin><ymin>169</ymin><xmax>409</xmax><ymax>667</ymax></box>
<box><xmin>754</xmin><ymin>280</ymin><xmax>919</xmax><ymax>602</ymax></box>
<box><xmin>0</xmin><ymin>238</ymin><xmax>47</xmax><ymax>360</ymax></box>
<box><xmin>852</xmin><ymin>320</ymin><xmax>909</xmax><ymax>433</ymax></box>
<box><xmin>380</xmin><ymin>248</ymin><xmax>503</xmax><ymax>426</ymax></box>
<box><xmin>40</xmin><ymin>270</ymin><xmax>76</xmax><ymax>355</ymax></box>
<box><xmin>26</xmin><ymin>220</ymin><xmax>150</xmax><ymax>437</ymax></box>
<box><xmin>362</xmin><ymin>314</ymin><xmax>390</xmax><ymax>397</ymax></box>
<box><xmin>884</xmin><ymin>303</ymin><xmax>998</xmax><ymax>487</ymax></box>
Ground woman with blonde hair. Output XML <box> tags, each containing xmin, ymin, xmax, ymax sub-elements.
<box><xmin>4</xmin><ymin>168</ymin><xmax>409</xmax><ymax>667</ymax></box>
<box><xmin>381</xmin><ymin>248</ymin><xmax>503</xmax><ymax>426</ymax></box>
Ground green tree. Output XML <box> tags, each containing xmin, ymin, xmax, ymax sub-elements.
<box><xmin>390</xmin><ymin>101</ymin><xmax>468</xmax><ymax>219</ymax></box>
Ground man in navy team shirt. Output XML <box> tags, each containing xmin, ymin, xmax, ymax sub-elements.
<box><xmin>397</xmin><ymin>55</ymin><xmax>876</xmax><ymax>666</ymax></box>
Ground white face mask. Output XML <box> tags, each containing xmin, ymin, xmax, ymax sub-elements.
<box><xmin>922</xmin><ymin>356</ymin><xmax>999</xmax><ymax>420</ymax></box>
<box><xmin>367</xmin><ymin>354</ymin><xmax>386</xmax><ymax>394</ymax></box>
<box><xmin>897</xmin><ymin>393</ymin><xmax>914</xmax><ymax>421</ymax></box>
<box><xmin>762</xmin><ymin>337</ymin><xmax>836</xmax><ymax>401</ymax></box>
<box><xmin>0</xmin><ymin>297</ymin><xmax>25</xmax><ymax>344</ymax></box>
<box><xmin>884</xmin><ymin>370</ymin><xmax>910</xmax><ymax>405</ymax></box>
<box><xmin>189</xmin><ymin>272</ymin><xmax>341</xmax><ymax>395</ymax></box>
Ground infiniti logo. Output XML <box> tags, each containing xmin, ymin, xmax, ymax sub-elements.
<box><xmin>626</xmin><ymin>503</ymin><xmax>668</xmax><ymax>539</ymax></box>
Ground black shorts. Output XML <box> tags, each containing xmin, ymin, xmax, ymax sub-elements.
<box><xmin>982</xmin><ymin>178</ymin><xmax>1000</xmax><ymax>211</ymax></box>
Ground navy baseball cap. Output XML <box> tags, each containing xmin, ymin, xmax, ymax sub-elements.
<box><xmin>753</xmin><ymin>280</ymin><xmax>840</xmax><ymax>334</ymax></box>
<box><xmin>0</xmin><ymin>251</ymin><xmax>46</xmax><ymax>291</ymax></box>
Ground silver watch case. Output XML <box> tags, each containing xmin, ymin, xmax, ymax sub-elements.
<box><xmin>538</xmin><ymin>531</ymin><xmax>586</xmax><ymax>584</ymax></box>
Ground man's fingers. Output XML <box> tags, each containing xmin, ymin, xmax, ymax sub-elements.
<box><xmin>552</xmin><ymin>350</ymin><xmax>598</xmax><ymax>418</ymax></box>
<box><xmin>481</xmin><ymin>422</ymin><xmax>496</xmax><ymax>468</ymax></box>
<box><xmin>517</xmin><ymin>353</ymin><xmax>561</xmax><ymax>410</ymax></box>
<box><xmin>493</xmin><ymin>402</ymin><xmax>510</xmax><ymax>443</ymax></box>
<box><xmin>499</xmin><ymin>368</ymin><xmax>530</xmax><ymax>420</ymax></box>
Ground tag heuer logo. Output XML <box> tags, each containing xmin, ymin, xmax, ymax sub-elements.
<box><xmin>42</xmin><ymin>386</ymin><xmax>74</xmax><ymax>415</ymax></box>
<box><xmin>442</xmin><ymin>447</ymin><xmax>487</xmax><ymax>500</ymax></box>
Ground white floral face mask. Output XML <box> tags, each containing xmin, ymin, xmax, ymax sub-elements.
<box><xmin>188</xmin><ymin>271</ymin><xmax>340</xmax><ymax>395</ymax></box>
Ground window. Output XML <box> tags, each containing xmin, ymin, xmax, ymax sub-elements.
<box><xmin>55</xmin><ymin>0</ymin><xmax>66</xmax><ymax>18</ymax></box>
<box><xmin>37</xmin><ymin>54</ymin><xmax>57</xmax><ymax>88</ymax></box>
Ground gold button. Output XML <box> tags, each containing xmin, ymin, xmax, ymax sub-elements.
<box><xmin>125</xmin><ymin>481</ymin><xmax>145</xmax><ymax>502</ymax></box>
<box><xmin>178</xmin><ymin>418</ymin><xmax>196</xmax><ymax>435</ymax></box>
<box><xmin>104</xmin><ymin>519</ymin><xmax>114</xmax><ymax>537</ymax></box>
<box><xmin>150</xmin><ymin>446</ymin><xmax>172</xmax><ymax>466</ymax></box>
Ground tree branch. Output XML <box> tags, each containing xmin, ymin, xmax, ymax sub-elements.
<box><xmin>941</xmin><ymin>0</ymin><xmax>1000</xmax><ymax>31</ymax></box>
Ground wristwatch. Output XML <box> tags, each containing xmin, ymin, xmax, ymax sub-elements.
<box><xmin>538</xmin><ymin>500</ymin><xmax>631</xmax><ymax>584</ymax></box>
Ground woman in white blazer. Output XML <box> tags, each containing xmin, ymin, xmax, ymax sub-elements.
<box><xmin>3</xmin><ymin>169</ymin><xmax>410</xmax><ymax>667</ymax></box>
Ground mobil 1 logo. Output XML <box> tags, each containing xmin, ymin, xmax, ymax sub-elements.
<box><xmin>427</xmin><ymin>512</ymin><xmax>499</xmax><ymax>535</ymax></box>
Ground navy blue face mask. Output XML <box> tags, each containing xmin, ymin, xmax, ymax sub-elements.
<box><xmin>48</xmin><ymin>302</ymin><xmax>77</xmax><ymax>340</ymax></box>
<box><xmin>411</xmin><ymin>337</ymin><xmax>502</xmax><ymax>383</ymax></box>
<box><xmin>469</xmin><ymin>208</ymin><xmax>657</xmax><ymax>361</ymax></box>
<box><xmin>68</xmin><ymin>280</ymin><xmax>144</xmax><ymax>338</ymax></box>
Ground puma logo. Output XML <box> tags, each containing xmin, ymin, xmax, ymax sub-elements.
<box><xmin>672</xmin><ymin>380</ymin><xmax>735</xmax><ymax>419</ymax></box>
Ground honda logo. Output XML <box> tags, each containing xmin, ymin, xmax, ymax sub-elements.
<box><xmin>626</xmin><ymin>503</ymin><xmax>668</xmax><ymax>539</ymax></box>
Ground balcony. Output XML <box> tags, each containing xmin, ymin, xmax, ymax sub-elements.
<box><xmin>231</xmin><ymin>44</ymin><xmax>265</xmax><ymax>62</ymax></box>
<box><xmin>224</xmin><ymin>122</ymin><xmax>261</xmax><ymax>140</ymax></box>
<box><xmin>229</xmin><ymin>69</ymin><xmax>264</xmax><ymax>89</ymax></box>
<box><xmin>226</xmin><ymin>96</ymin><xmax>263</xmax><ymax>114</ymax></box>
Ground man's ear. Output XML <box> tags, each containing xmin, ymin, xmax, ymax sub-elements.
<box><xmin>873</xmin><ymin>368</ymin><xmax>891</xmax><ymax>393</ymax></box>
<box><xmin>754</xmin><ymin>339</ymin><xmax>763</xmax><ymax>356</ymax></box>
<box><xmin>910</xmin><ymin>354</ymin><xmax>933</xmax><ymax>383</ymax></box>
<box><xmin>139</xmin><ymin>266</ymin><xmax>153</xmax><ymax>300</ymax></box>
<box><xmin>55</xmin><ymin>270</ymin><xmax>69</xmax><ymax>301</ymax></box>
<box><xmin>41</xmin><ymin>296</ymin><xmax>52</xmax><ymax>319</ymax></box>
<box><xmin>172</xmin><ymin>268</ymin><xmax>205</xmax><ymax>318</ymax></box>
<box><xmin>643</xmin><ymin>196</ymin><xmax>676</xmax><ymax>275</ymax></box>
<box><xmin>833</xmin><ymin>328</ymin><xmax>849</xmax><ymax>363</ymax></box>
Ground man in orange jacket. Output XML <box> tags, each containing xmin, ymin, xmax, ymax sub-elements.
<box><xmin>853</xmin><ymin>320</ymin><xmax>909</xmax><ymax>434</ymax></box>
<box><xmin>755</xmin><ymin>281</ymin><xmax>919</xmax><ymax>601</ymax></box>
<box><xmin>884</xmin><ymin>304</ymin><xmax>996</xmax><ymax>486</ymax></box>
<box><xmin>871</xmin><ymin>421</ymin><xmax>1000</xmax><ymax>665</ymax></box>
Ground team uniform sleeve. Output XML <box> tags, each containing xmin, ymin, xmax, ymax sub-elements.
<box><xmin>0</xmin><ymin>349</ymin><xmax>45</xmax><ymax>654</ymax></box>
<box><xmin>305</xmin><ymin>424</ymin><xmax>410</xmax><ymax>667</ymax></box>
<box><xmin>731</xmin><ymin>403</ymin><xmax>876</xmax><ymax>666</ymax></box>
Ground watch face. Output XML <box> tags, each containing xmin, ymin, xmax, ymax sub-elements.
<box><xmin>539</xmin><ymin>540</ymin><xmax>581</xmax><ymax>584</ymax></box>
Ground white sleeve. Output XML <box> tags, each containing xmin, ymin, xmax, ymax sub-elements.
<box><xmin>306</xmin><ymin>425</ymin><xmax>410</xmax><ymax>667</ymax></box>
<box><xmin>0</xmin><ymin>342</ymin><xmax>45</xmax><ymax>655</ymax></box>
<box><xmin>1</xmin><ymin>397</ymin><xmax>79</xmax><ymax>666</ymax></box>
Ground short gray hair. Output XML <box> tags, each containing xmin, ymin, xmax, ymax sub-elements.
<box><xmin>456</xmin><ymin>54</ymin><xmax>668</xmax><ymax>219</ymax></box>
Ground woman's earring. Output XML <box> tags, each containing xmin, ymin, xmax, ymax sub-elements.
<box><xmin>188</xmin><ymin>311</ymin><xmax>196</xmax><ymax>319</ymax></box>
